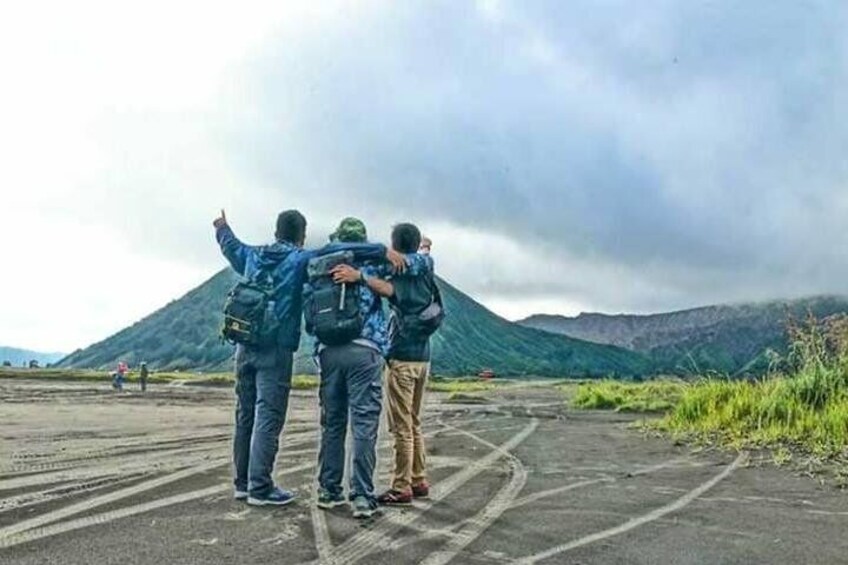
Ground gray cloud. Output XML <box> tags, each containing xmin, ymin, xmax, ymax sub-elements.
<box><xmin>223</xmin><ymin>0</ymin><xmax>848</xmax><ymax>314</ymax></box>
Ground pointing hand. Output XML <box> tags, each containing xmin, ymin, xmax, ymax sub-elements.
<box><xmin>213</xmin><ymin>209</ymin><xmax>227</xmax><ymax>229</ymax></box>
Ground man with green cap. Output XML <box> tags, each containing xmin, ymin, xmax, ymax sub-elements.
<box><xmin>304</xmin><ymin>217</ymin><xmax>429</xmax><ymax>519</ymax></box>
<box><xmin>329</xmin><ymin>216</ymin><xmax>369</xmax><ymax>243</ymax></box>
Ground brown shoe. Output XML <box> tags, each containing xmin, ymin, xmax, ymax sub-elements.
<box><xmin>411</xmin><ymin>482</ymin><xmax>430</xmax><ymax>499</ymax></box>
<box><xmin>377</xmin><ymin>489</ymin><xmax>413</xmax><ymax>506</ymax></box>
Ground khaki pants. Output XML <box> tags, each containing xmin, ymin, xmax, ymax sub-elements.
<box><xmin>384</xmin><ymin>360</ymin><xmax>429</xmax><ymax>491</ymax></box>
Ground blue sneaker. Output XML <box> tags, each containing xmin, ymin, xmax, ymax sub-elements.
<box><xmin>247</xmin><ymin>487</ymin><xmax>296</xmax><ymax>507</ymax></box>
<box><xmin>234</xmin><ymin>488</ymin><xmax>249</xmax><ymax>501</ymax></box>
<box><xmin>351</xmin><ymin>496</ymin><xmax>379</xmax><ymax>519</ymax></box>
<box><xmin>317</xmin><ymin>489</ymin><xmax>347</xmax><ymax>510</ymax></box>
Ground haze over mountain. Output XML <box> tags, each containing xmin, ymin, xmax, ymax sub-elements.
<box><xmin>520</xmin><ymin>296</ymin><xmax>848</xmax><ymax>374</ymax></box>
<box><xmin>0</xmin><ymin>347</ymin><xmax>65</xmax><ymax>367</ymax></box>
<box><xmin>57</xmin><ymin>270</ymin><xmax>649</xmax><ymax>378</ymax></box>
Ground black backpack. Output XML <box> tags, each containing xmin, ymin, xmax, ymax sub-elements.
<box><xmin>303</xmin><ymin>251</ymin><xmax>364</xmax><ymax>346</ymax></box>
<box><xmin>391</xmin><ymin>272</ymin><xmax>445</xmax><ymax>340</ymax></box>
<box><xmin>221</xmin><ymin>259</ymin><xmax>281</xmax><ymax>348</ymax></box>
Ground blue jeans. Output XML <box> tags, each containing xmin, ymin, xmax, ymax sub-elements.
<box><xmin>233</xmin><ymin>343</ymin><xmax>293</xmax><ymax>497</ymax></box>
<box><xmin>318</xmin><ymin>343</ymin><xmax>383</xmax><ymax>502</ymax></box>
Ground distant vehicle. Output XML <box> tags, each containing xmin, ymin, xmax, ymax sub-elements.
<box><xmin>478</xmin><ymin>369</ymin><xmax>495</xmax><ymax>380</ymax></box>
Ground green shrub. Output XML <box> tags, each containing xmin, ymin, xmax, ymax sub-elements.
<box><xmin>570</xmin><ymin>380</ymin><xmax>686</xmax><ymax>413</ymax></box>
<box><xmin>655</xmin><ymin>315</ymin><xmax>848</xmax><ymax>456</ymax></box>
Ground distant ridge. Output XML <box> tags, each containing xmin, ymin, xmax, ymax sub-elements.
<box><xmin>0</xmin><ymin>347</ymin><xmax>66</xmax><ymax>367</ymax></box>
<box><xmin>519</xmin><ymin>296</ymin><xmax>848</xmax><ymax>374</ymax></box>
<box><xmin>57</xmin><ymin>269</ymin><xmax>650</xmax><ymax>378</ymax></box>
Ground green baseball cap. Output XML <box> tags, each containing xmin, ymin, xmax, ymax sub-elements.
<box><xmin>330</xmin><ymin>217</ymin><xmax>368</xmax><ymax>242</ymax></box>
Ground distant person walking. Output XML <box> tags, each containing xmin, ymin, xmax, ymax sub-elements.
<box><xmin>139</xmin><ymin>362</ymin><xmax>148</xmax><ymax>392</ymax></box>
<box><xmin>214</xmin><ymin>209</ymin><xmax>396</xmax><ymax>507</ymax></box>
<box><xmin>112</xmin><ymin>361</ymin><xmax>128</xmax><ymax>391</ymax></box>
<box><xmin>317</xmin><ymin>219</ymin><xmax>431</xmax><ymax>517</ymax></box>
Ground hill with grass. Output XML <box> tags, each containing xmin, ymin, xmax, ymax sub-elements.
<box><xmin>57</xmin><ymin>269</ymin><xmax>650</xmax><ymax>377</ymax></box>
<box><xmin>519</xmin><ymin>296</ymin><xmax>848</xmax><ymax>374</ymax></box>
<box><xmin>0</xmin><ymin>347</ymin><xmax>66</xmax><ymax>367</ymax></box>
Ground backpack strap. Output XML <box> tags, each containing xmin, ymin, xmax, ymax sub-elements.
<box><xmin>430</xmin><ymin>273</ymin><xmax>443</xmax><ymax>307</ymax></box>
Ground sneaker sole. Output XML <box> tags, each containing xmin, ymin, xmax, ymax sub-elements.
<box><xmin>352</xmin><ymin>510</ymin><xmax>376</xmax><ymax>519</ymax></box>
<box><xmin>247</xmin><ymin>497</ymin><xmax>296</xmax><ymax>507</ymax></box>
<box><xmin>317</xmin><ymin>500</ymin><xmax>347</xmax><ymax>510</ymax></box>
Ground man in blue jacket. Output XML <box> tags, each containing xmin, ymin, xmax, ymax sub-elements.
<box><xmin>214</xmin><ymin>209</ymin><xmax>399</xmax><ymax>507</ymax></box>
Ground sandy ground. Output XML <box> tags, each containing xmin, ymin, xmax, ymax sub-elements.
<box><xmin>2</xmin><ymin>378</ymin><xmax>848</xmax><ymax>564</ymax></box>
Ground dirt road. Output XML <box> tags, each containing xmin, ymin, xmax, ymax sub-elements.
<box><xmin>1</xmin><ymin>379</ymin><xmax>847</xmax><ymax>564</ymax></box>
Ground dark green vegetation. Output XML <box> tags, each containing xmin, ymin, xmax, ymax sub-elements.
<box><xmin>572</xmin><ymin>317</ymin><xmax>848</xmax><ymax>459</ymax></box>
<box><xmin>57</xmin><ymin>270</ymin><xmax>650</xmax><ymax>377</ymax></box>
<box><xmin>0</xmin><ymin>346</ymin><xmax>65</xmax><ymax>367</ymax></box>
<box><xmin>521</xmin><ymin>296</ymin><xmax>848</xmax><ymax>375</ymax></box>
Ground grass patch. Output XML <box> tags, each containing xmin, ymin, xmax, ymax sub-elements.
<box><xmin>0</xmin><ymin>368</ymin><xmax>319</xmax><ymax>389</ymax></box>
<box><xmin>569</xmin><ymin>380</ymin><xmax>686</xmax><ymax>413</ymax></box>
<box><xmin>0</xmin><ymin>369</ymin><xmax>505</xmax><ymax>394</ymax></box>
<box><xmin>652</xmin><ymin>317</ymin><xmax>848</xmax><ymax>458</ymax></box>
<box><xmin>444</xmin><ymin>392</ymin><xmax>492</xmax><ymax>405</ymax></box>
<box><xmin>292</xmin><ymin>375</ymin><xmax>319</xmax><ymax>390</ymax></box>
<box><xmin>654</xmin><ymin>375</ymin><xmax>848</xmax><ymax>456</ymax></box>
<box><xmin>567</xmin><ymin>317</ymin><xmax>848</xmax><ymax>468</ymax></box>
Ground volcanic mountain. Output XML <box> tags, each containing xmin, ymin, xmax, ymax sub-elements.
<box><xmin>58</xmin><ymin>270</ymin><xmax>650</xmax><ymax>377</ymax></box>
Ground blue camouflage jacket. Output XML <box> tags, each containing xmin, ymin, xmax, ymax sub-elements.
<box><xmin>216</xmin><ymin>225</ymin><xmax>387</xmax><ymax>351</ymax></box>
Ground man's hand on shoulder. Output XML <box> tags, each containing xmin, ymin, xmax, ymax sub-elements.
<box><xmin>386</xmin><ymin>249</ymin><xmax>406</xmax><ymax>273</ymax></box>
<box><xmin>331</xmin><ymin>264</ymin><xmax>362</xmax><ymax>284</ymax></box>
<box><xmin>213</xmin><ymin>209</ymin><xmax>228</xmax><ymax>230</ymax></box>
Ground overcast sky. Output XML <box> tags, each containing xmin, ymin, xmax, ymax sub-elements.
<box><xmin>2</xmin><ymin>0</ymin><xmax>847</xmax><ymax>352</ymax></box>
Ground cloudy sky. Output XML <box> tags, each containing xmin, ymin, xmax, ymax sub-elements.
<box><xmin>2</xmin><ymin>0</ymin><xmax>847</xmax><ymax>352</ymax></box>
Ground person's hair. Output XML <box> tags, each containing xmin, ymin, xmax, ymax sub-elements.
<box><xmin>275</xmin><ymin>210</ymin><xmax>307</xmax><ymax>245</ymax></box>
<box><xmin>391</xmin><ymin>223</ymin><xmax>421</xmax><ymax>254</ymax></box>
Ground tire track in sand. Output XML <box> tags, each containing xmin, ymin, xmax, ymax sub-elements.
<box><xmin>513</xmin><ymin>452</ymin><xmax>748</xmax><ymax>564</ymax></box>
<box><xmin>306</xmin><ymin>419</ymin><xmax>539</xmax><ymax>565</ymax></box>
<box><xmin>0</xmin><ymin>458</ymin><xmax>229</xmax><ymax>541</ymax></box>
<box><xmin>418</xmin><ymin>421</ymin><xmax>529</xmax><ymax>565</ymax></box>
<box><xmin>0</xmin><ymin>461</ymin><xmax>315</xmax><ymax>549</ymax></box>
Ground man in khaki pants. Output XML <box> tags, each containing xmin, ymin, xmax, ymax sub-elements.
<box><xmin>327</xmin><ymin>223</ymin><xmax>439</xmax><ymax>506</ymax></box>
<box><xmin>378</xmin><ymin>224</ymin><xmax>439</xmax><ymax>505</ymax></box>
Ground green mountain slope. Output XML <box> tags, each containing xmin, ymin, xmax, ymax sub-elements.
<box><xmin>520</xmin><ymin>296</ymin><xmax>848</xmax><ymax>374</ymax></box>
<box><xmin>57</xmin><ymin>269</ymin><xmax>649</xmax><ymax>377</ymax></box>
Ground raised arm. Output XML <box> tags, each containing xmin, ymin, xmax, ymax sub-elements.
<box><xmin>213</xmin><ymin>210</ymin><xmax>253</xmax><ymax>275</ymax></box>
